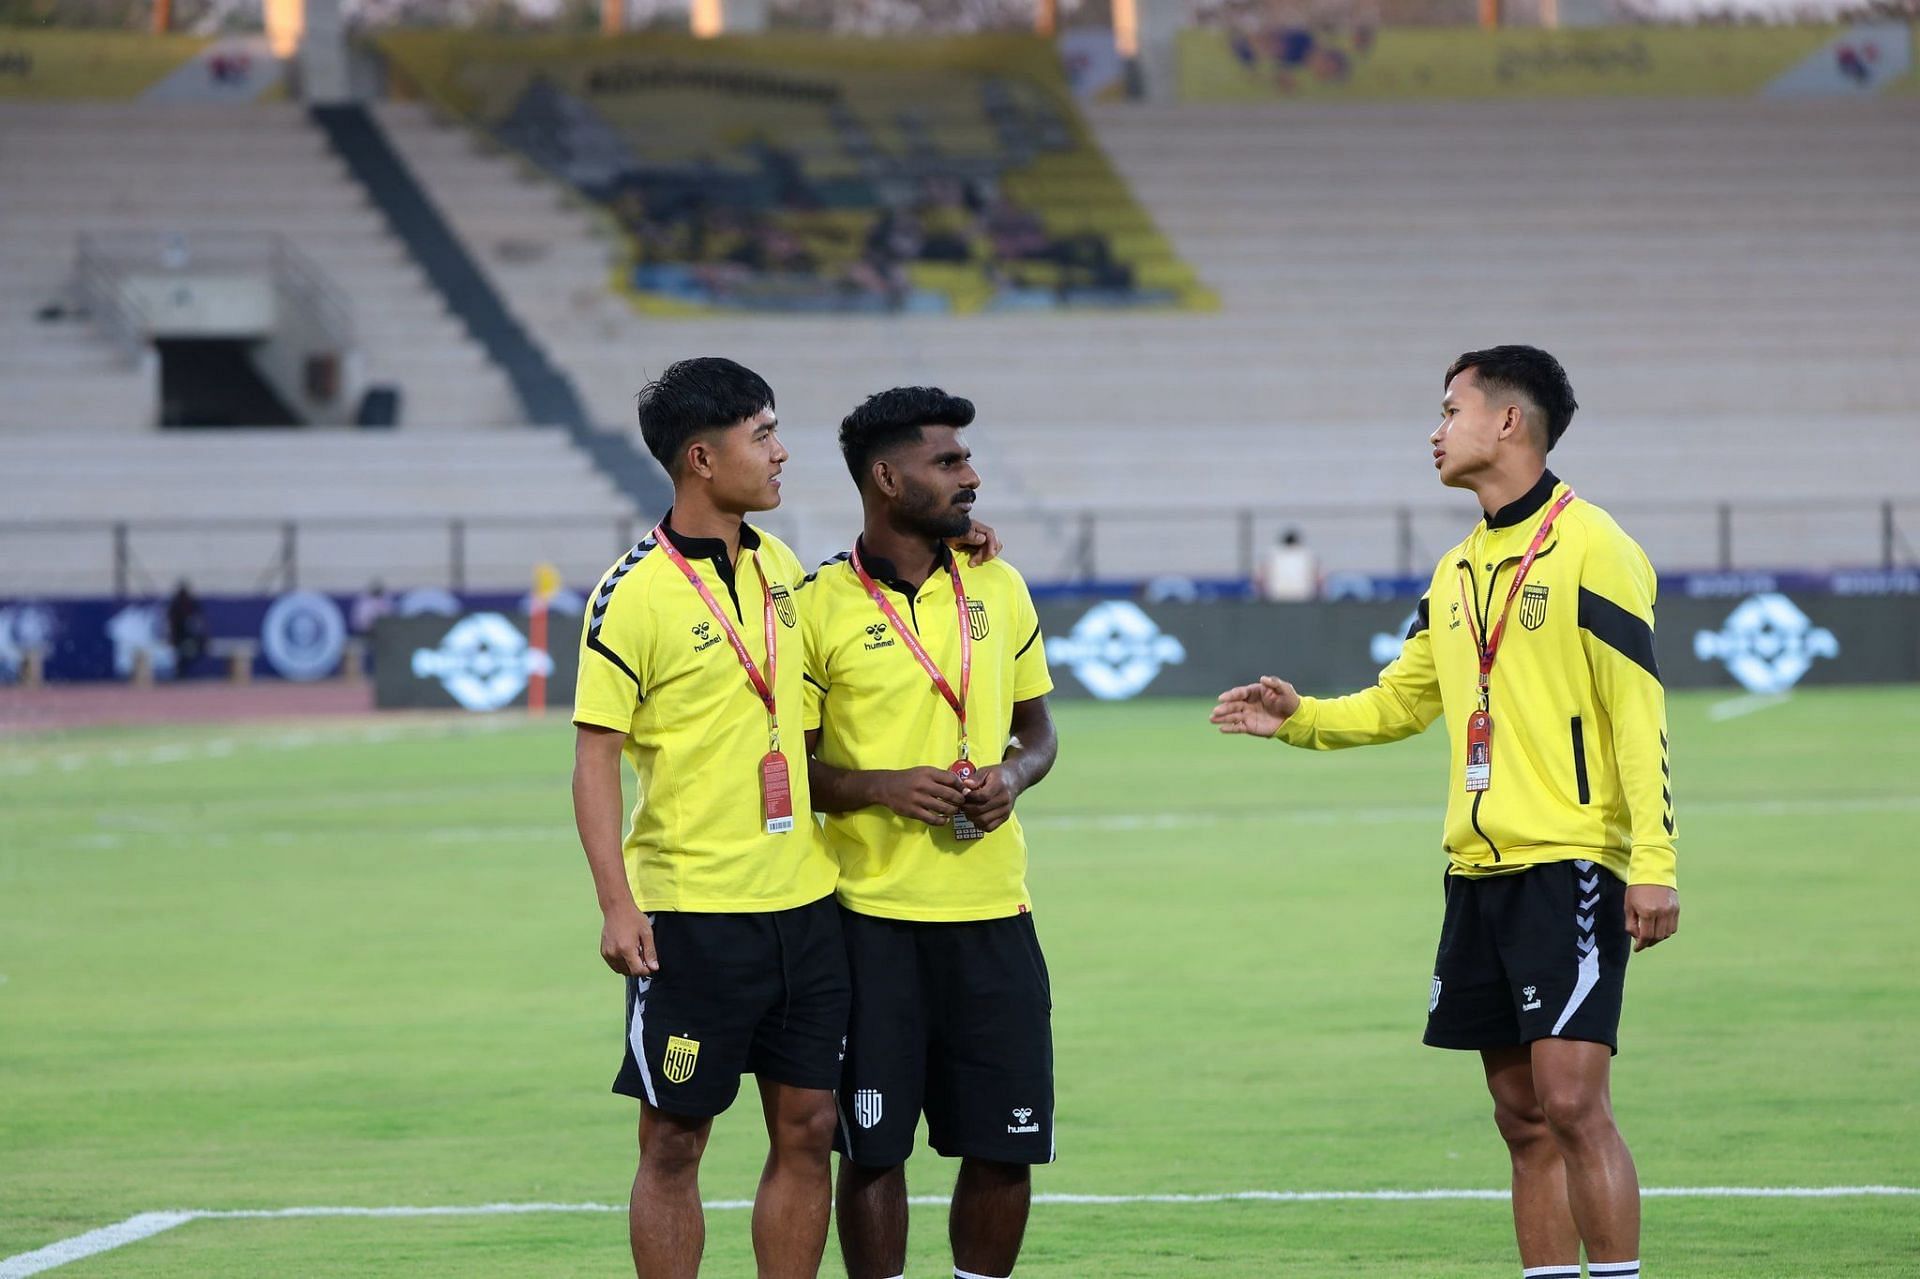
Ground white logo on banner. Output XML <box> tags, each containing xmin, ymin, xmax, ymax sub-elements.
<box><xmin>262</xmin><ymin>591</ymin><xmax>348</xmax><ymax>682</ymax></box>
<box><xmin>0</xmin><ymin>603</ymin><xmax>56</xmax><ymax>679</ymax></box>
<box><xmin>106</xmin><ymin>604</ymin><xmax>176</xmax><ymax>680</ymax></box>
<box><xmin>1693</xmin><ymin>593</ymin><xmax>1838</xmax><ymax>694</ymax></box>
<box><xmin>412</xmin><ymin>613</ymin><xmax>552</xmax><ymax>712</ymax></box>
<box><xmin>1046</xmin><ymin>601</ymin><xmax>1186</xmax><ymax>700</ymax></box>
<box><xmin>1371</xmin><ymin>609</ymin><xmax>1422</xmax><ymax>666</ymax></box>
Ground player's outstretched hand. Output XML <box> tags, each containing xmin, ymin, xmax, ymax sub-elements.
<box><xmin>1210</xmin><ymin>675</ymin><xmax>1301</xmax><ymax>738</ymax></box>
<box><xmin>958</xmin><ymin>764</ymin><xmax>1016</xmax><ymax>833</ymax></box>
<box><xmin>601</xmin><ymin>899</ymin><xmax>659</xmax><ymax>977</ymax></box>
<box><xmin>950</xmin><ymin>519</ymin><xmax>1002</xmax><ymax>567</ymax></box>
<box><xmin>1624</xmin><ymin>885</ymin><xmax>1679</xmax><ymax>953</ymax></box>
<box><xmin>873</xmin><ymin>766</ymin><xmax>970</xmax><ymax>825</ymax></box>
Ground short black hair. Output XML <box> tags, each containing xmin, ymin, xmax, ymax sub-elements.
<box><xmin>636</xmin><ymin>357</ymin><xmax>775</xmax><ymax>475</ymax></box>
<box><xmin>838</xmin><ymin>386</ymin><xmax>975</xmax><ymax>489</ymax></box>
<box><xmin>1445</xmin><ymin>345</ymin><xmax>1578</xmax><ymax>451</ymax></box>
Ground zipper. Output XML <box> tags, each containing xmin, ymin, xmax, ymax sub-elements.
<box><xmin>1457</xmin><ymin>538</ymin><xmax>1560</xmax><ymax>866</ymax></box>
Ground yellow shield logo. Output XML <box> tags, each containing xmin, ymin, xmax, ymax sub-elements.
<box><xmin>770</xmin><ymin>584</ymin><xmax>797</xmax><ymax>628</ymax></box>
<box><xmin>1520</xmin><ymin>584</ymin><xmax>1549</xmax><ymax>632</ymax></box>
<box><xmin>663</xmin><ymin>1035</ymin><xmax>700</xmax><ymax>1084</ymax></box>
<box><xmin>967</xmin><ymin>599</ymin><xmax>990</xmax><ymax>641</ymax></box>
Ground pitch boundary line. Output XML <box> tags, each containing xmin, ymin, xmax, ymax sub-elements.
<box><xmin>5</xmin><ymin>1187</ymin><xmax>1915</xmax><ymax>1278</ymax></box>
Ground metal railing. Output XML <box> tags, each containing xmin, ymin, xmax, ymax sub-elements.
<box><xmin>2</xmin><ymin>499</ymin><xmax>1914</xmax><ymax>599</ymax></box>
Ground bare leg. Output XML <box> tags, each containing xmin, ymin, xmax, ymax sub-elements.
<box><xmin>753</xmin><ymin>1079</ymin><xmax>838</xmax><ymax>1279</ymax></box>
<box><xmin>836</xmin><ymin>1159</ymin><xmax>908</xmax><ymax>1279</ymax></box>
<box><xmin>632</xmin><ymin>1105</ymin><xmax>714</xmax><ymax>1279</ymax></box>
<box><xmin>949</xmin><ymin>1158</ymin><xmax>1030</xmax><ymax>1277</ymax></box>
<box><xmin>1532</xmin><ymin>1037</ymin><xmax>1640</xmax><ymax>1264</ymax></box>
<box><xmin>1482</xmin><ymin>1046</ymin><xmax>1579</xmax><ymax>1271</ymax></box>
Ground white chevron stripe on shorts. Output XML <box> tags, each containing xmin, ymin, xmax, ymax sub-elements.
<box><xmin>1552</xmin><ymin>860</ymin><xmax>1603</xmax><ymax>1036</ymax></box>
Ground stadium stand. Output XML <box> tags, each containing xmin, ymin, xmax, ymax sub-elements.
<box><xmin>374</xmin><ymin>32</ymin><xmax>1208</xmax><ymax>318</ymax></box>
<box><xmin>377</xmin><ymin>88</ymin><xmax>1918</xmax><ymax>579</ymax></box>
<box><xmin>0</xmin><ymin>100</ymin><xmax>521</xmax><ymax>432</ymax></box>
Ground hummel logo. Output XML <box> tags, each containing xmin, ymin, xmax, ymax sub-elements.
<box><xmin>1522</xmin><ymin>984</ymin><xmax>1542</xmax><ymax>1012</ymax></box>
<box><xmin>1007</xmin><ymin>1106</ymin><xmax>1040</xmax><ymax>1135</ymax></box>
<box><xmin>691</xmin><ymin>621</ymin><xmax>721</xmax><ymax>653</ymax></box>
<box><xmin>863</xmin><ymin>621</ymin><xmax>895</xmax><ymax>651</ymax></box>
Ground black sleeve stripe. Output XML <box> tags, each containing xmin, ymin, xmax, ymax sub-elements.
<box><xmin>1578</xmin><ymin>587</ymin><xmax>1659</xmax><ymax>681</ymax></box>
<box><xmin>803</xmin><ymin>673</ymin><xmax>827</xmax><ymax>692</ymax></box>
<box><xmin>1014</xmin><ymin>623</ymin><xmax>1042</xmax><ymax>660</ymax></box>
<box><xmin>1405</xmin><ymin>597</ymin><xmax>1431</xmax><ymax>640</ymax></box>
<box><xmin>587</xmin><ymin>634</ymin><xmax>643</xmax><ymax>695</ymax></box>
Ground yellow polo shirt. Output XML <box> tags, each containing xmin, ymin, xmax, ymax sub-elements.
<box><xmin>574</xmin><ymin>518</ymin><xmax>837</xmax><ymax>913</ymax></box>
<box><xmin>802</xmin><ymin>544</ymin><xmax>1053</xmax><ymax>922</ymax></box>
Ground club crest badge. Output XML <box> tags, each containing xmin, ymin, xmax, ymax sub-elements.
<box><xmin>967</xmin><ymin>599</ymin><xmax>990</xmax><ymax>641</ymax></box>
<box><xmin>663</xmin><ymin>1035</ymin><xmax>700</xmax><ymax>1084</ymax></box>
<box><xmin>854</xmin><ymin>1088</ymin><xmax>884</xmax><ymax>1129</ymax></box>
<box><xmin>769</xmin><ymin>583</ymin><xmax>797</xmax><ymax>628</ymax></box>
<box><xmin>1520</xmin><ymin>584</ymin><xmax>1550</xmax><ymax>631</ymax></box>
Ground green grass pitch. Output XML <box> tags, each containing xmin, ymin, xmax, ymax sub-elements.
<box><xmin>2</xmin><ymin>688</ymin><xmax>1917</xmax><ymax>1276</ymax></box>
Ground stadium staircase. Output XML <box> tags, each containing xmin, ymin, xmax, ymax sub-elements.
<box><xmin>309</xmin><ymin>102</ymin><xmax>668</xmax><ymax>513</ymax></box>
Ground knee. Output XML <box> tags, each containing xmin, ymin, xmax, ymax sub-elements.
<box><xmin>774</xmin><ymin>1096</ymin><xmax>840</xmax><ymax>1157</ymax></box>
<box><xmin>1536</xmin><ymin>1084</ymin><xmax>1615</xmax><ymax>1144</ymax></box>
<box><xmin>1491</xmin><ymin>1098</ymin><xmax>1552</xmax><ymax>1154</ymax></box>
<box><xmin>641</xmin><ymin>1123</ymin><xmax>707</xmax><ymax>1178</ymax></box>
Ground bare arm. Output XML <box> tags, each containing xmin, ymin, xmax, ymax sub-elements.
<box><xmin>959</xmin><ymin>696</ymin><xmax>1057</xmax><ymax>833</ymax></box>
<box><xmin>805</xmin><ymin>726</ymin><xmax>969</xmax><ymax>825</ymax></box>
<box><xmin>572</xmin><ymin>724</ymin><xmax>656</xmax><ymax>976</ymax></box>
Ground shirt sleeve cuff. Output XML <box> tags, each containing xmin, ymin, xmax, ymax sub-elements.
<box><xmin>1272</xmin><ymin>697</ymin><xmax>1317</xmax><ymax>745</ymax></box>
<box><xmin>572</xmin><ymin>706</ymin><xmax>633</xmax><ymax>733</ymax></box>
<box><xmin>1626</xmin><ymin>844</ymin><xmax>1678</xmax><ymax>889</ymax></box>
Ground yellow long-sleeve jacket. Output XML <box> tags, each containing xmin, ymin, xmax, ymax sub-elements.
<box><xmin>1275</xmin><ymin>472</ymin><xmax>1676</xmax><ymax>888</ymax></box>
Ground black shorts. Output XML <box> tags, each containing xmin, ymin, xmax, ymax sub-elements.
<box><xmin>835</xmin><ymin>907</ymin><xmax>1054</xmax><ymax>1168</ymax></box>
<box><xmin>614</xmin><ymin>896</ymin><xmax>850</xmax><ymax>1118</ymax></box>
<box><xmin>1424</xmin><ymin>860</ymin><xmax>1630</xmax><ymax>1054</ymax></box>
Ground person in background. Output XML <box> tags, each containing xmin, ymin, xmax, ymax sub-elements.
<box><xmin>1257</xmin><ymin>528</ymin><xmax>1318</xmax><ymax>601</ymax></box>
<box><xmin>166</xmin><ymin>580</ymin><xmax>207</xmax><ymax>676</ymax></box>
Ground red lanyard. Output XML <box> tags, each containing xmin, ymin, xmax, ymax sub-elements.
<box><xmin>1458</xmin><ymin>488</ymin><xmax>1576</xmax><ymax>709</ymax></box>
<box><xmin>850</xmin><ymin>542</ymin><xmax>973</xmax><ymax>760</ymax></box>
<box><xmin>653</xmin><ymin>524</ymin><xmax>781</xmax><ymax>750</ymax></box>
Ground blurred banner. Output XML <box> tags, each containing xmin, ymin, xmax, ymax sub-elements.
<box><xmin>374</xmin><ymin>613</ymin><xmax>580</xmax><ymax>712</ymax></box>
<box><xmin>1178</xmin><ymin>23</ymin><xmax>1916</xmax><ymax>100</ymax></box>
<box><xmin>9</xmin><ymin>586</ymin><xmax>1916</xmax><ymax>699</ymax></box>
<box><xmin>1034</xmin><ymin>594</ymin><xmax>1920</xmax><ymax>700</ymax></box>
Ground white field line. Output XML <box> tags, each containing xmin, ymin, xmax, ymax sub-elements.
<box><xmin>1709</xmin><ymin>692</ymin><xmax>1792</xmax><ymax>722</ymax></box>
<box><xmin>0</xmin><ymin>716</ymin><xmax>527</xmax><ymax>779</ymax></box>
<box><xmin>5</xmin><ymin>1188</ymin><xmax>1915</xmax><ymax>1277</ymax></box>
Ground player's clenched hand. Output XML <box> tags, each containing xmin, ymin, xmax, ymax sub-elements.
<box><xmin>601</xmin><ymin>899</ymin><xmax>659</xmax><ymax>977</ymax></box>
<box><xmin>950</xmin><ymin>519</ymin><xmax>1002</xmax><ymax>567</ymax></box>
<box><xmin>872</xmin><ymin>766</ymin><xmax>970</xmax><ymax>825</ymax></box>
<box><xmin>1209</xmin><ymin>676</ymin><xmax>1301</xmax><ymax>738</ymax></box>
<box><xmin>1624</xmin><ymin>885</ymin><xmax>1679</xmax><ymax>953</ymax></box>
<box><xmin>958</xmin><ymin>764</ymin><xmax>1017</xmax><ymax>833</ymax></box>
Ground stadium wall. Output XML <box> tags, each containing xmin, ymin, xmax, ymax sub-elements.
<box><xmin>0</xmin><ymin>30</ymin><xmax>209</xmax><ymax>99</ymax></box>
<box><xmin>7</xmin><ymin>581</ymin><xmax>1917</xmax><ymax>696</ymax></box>
<box><xmin>355</xmin><ymin>588</ymin><xmax>1920</xmax><ymax>711</ymax></box>
<box><xmin>1179</xmin><ymin>21</ymin><xmax>1916</xmax><ymax>100</ymax></box>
